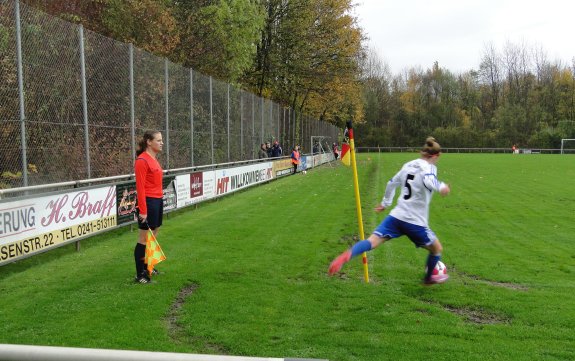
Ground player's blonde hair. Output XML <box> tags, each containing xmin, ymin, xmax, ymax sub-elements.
<box><xmin>421</xmin><ymin>137</ymin><xmax>441</xmax><ymax>157</ymax></box>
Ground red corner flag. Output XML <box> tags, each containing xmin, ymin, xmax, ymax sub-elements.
<box><xmin>341</xmin><ymin>143</ymin><xmax>351</xmax><ymax>166</ymax></box>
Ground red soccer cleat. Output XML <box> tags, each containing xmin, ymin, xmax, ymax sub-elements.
<box><xmin>328</xmin><ymin>250</ymin><xmax>352</xmax><ymax>275</ymax></box>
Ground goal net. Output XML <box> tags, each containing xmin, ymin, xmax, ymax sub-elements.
<box><xmin>561</xmin><ymin>139</ymin><xmax>575</xmax><ymax>154</ymax></box>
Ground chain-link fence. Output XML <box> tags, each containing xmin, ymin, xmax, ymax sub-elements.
<box><xmin>0</xmin><ymin>0</ymin><xmax>340</xmax><ymax>190</ymax></box>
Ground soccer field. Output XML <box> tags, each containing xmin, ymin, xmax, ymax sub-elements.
<box><xmin>0</xmin><ymin>153</ymin><xmax>573</xmax><ymax>361</ymax></box>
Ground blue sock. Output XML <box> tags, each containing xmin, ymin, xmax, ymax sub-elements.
<box><xmin>425</xmin><ymin>254</ymin><xmax>441</xmax><ymax>279</ymax></box>
<box><xmin>350</xmin><ymin>240</ymin><xmax>372</xmax><ymax>258</ymax></box>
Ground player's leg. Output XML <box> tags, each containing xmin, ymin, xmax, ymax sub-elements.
<box><xmin>423</xmin><ymin>239</ymin><xmax>448</xmax><ymax>284</ymax></box>
<box><xmin>135</xmin><ymin>198</ymin><xmax>162</xmax><ymax>283</ymax></box>
<box><xmin>134</xmin><ymin>227</ymin><xmax>149</xmax><ymax>283</ymax></box>
<box><xmin>328</xmin><ymin>234</ymin><xmax>388</xmax><ymax>275</ymax></box>
<box><xmin>401</xmin><ymin>222</ymin><xmax>448</xmax><ymax>284</ymax></box>
<box><xmin>145</xmin><ymin>198</ymin><xmax>163</xmax><ymax>276</ymax></box>
<box><xmin>328</xmin><ymin>216</ymin><xmax>400</xmax><ymax>275</ymax></box>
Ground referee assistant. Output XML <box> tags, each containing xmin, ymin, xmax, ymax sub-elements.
<box><xmin>133</xmin><ymin>130</ymin><xmax>164</xmax><ymax>284</ymax></box>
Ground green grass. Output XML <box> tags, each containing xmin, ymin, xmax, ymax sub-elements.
<box><xmin>1</xmin><ymin>153</ymin><xmax>574</xmax><ymax>360</ymax></box>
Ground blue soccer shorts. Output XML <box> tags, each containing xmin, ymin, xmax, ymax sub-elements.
<box><xmin>373</xmin><ymin>215</ymin><xmax>437</xmax><ymax>248</ymax></box>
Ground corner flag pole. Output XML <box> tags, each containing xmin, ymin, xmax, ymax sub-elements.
<box><xmin>346</xmin><ymin>120</ymin><xmax>369</xmax><ymax>283</ymax></box>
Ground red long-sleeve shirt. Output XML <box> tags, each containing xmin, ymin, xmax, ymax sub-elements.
<box><xmin>135</xmin><ymin>152</ymin><xmax>163</xmax><ymax>215</ymax></box>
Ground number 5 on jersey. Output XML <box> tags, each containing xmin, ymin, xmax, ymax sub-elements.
<box><xmin>404</xmin><ymin>174</ymin><xmax>415</xmax><ymax>200</ymax></box>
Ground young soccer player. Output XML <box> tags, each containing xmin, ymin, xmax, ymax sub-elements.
<box><xmin>328</xmin><ymin>137</ymin><xmax>451</xmax><ymax>285</ymax></box>
<box><xmin>133</xmin><ymin>130</ymin><xmax>164</xmax><ymax>284</ymax></box>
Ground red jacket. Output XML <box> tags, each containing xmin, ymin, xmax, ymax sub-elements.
<box><xmin>135</xmin><ymin>152</ymin><xmax>163</xmax><ymax>215</ymax></box>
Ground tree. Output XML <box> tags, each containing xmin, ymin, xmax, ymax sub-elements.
<box><xmin>479</xmin><ymin>43</ymin><xmax>502</xmax><ymax>120</ymax></box>
<box><xmin>24</xmin><ymin>0</ymin><xmax>181</xmax><ymax>58</ymax></box>
<box><xmin>101</xmin><ymin>0</ymin><xmax>180</xmax><ymax>57</ymax></box>
<box><xmin>174</xmin><ymin>0</ymin><xmax>264</xmax><ymax>83</ymax></box>
<box><xmin>359</xmin><ymin>47</ymin><xmax>392</xmax><ymax>130</ymax></box>
<box><xmin>244</xmin><ymin>0</ymin><xmax>363</xmax><ymax>124</ymax></box>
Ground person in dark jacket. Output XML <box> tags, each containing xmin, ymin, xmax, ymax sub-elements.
<box><xmin>265</xmin><ymin>141</ymin><xmax>273</xmax><ymax>157</ymax></box>
<box><xmin>271</xmin><ymin>141</ymin><xmax>283</xmax><ymax>157</ymax></box>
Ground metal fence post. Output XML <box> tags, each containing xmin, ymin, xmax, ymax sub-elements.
<box><xmin>261</xmin><ymin>97</ymin><xmax>264</xmax><ymax>143</ymax></box>
<box><xmin>210</xmin><ymin>76</ymin><xmax>214</xmax><ymax>165</ymax></box>
<box><xmin>129</xmin><ymin>44</ymin><xmax>135</xmax><ymax>162</ymax></box>
<box><xmin>240</xmin><ymin>91</ymin><xmax>243</xmax><ymax>159</ymax></box>
<box><xmin>79</xmin><ymin>25</ymin><xmax>91</xmax><ymax>178</ymax></box>
<box><xmin>15</xmin><ymin>0</ymin><xmax>28</xmax><ymax>187</ymax></box>
<box><xmin>287</xmin><ymin>108</ymin><xmax>291</xmax><ymax>148</ymax></box>
<box><xmin>190</xmin><ymin>68</ymin><xmax>194</xmax><ymax>166</ymax></box>
<box><xmin>164</xmin><ymin>58</ymin><xmax>170</xmax><ymax>169</ymax></box>
<box><xmin>293</xmin><ymin>108</ymin><xmax>296</xmax><ymax>147</ymax></box>
<box><xmin>227</xmin><ymin>83</ymin><xmax>230</xmax><ymax>162</ymax></box>
<box><xmin>251</xmin><ymin>93</ymin><xmax>255</xmax><ymax>159</ymax></box>
<box><xmin>292</xmin><ymin>109</ymin><xmax>296</xmax><ymax>147</ymax></box>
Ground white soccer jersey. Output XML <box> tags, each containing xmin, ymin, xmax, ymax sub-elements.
<box><xmin>381</xmin><ymin>158</ymin><xmax>447</xmax><ymax>227</ymax></box>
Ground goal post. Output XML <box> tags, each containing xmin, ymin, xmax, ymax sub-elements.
<box><xmin>560</xmin><ymin>139</ymin><xmax>575</xmax><ymax>154</ymax></box>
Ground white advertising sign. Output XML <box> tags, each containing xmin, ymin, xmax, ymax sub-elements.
<box><xmin>214</xmin><ymin>162</ymin><xmax>273</xmax><ymax>196</ymax></box>
<box><xmin>176</xmin><ymin>171</ymin><xmax>216</xmax><ymax>208</ymax></box>
<box><xmin>0</xmin><ymin>186</ymin><xmax>117</xmax><ymax>264</ymax></box>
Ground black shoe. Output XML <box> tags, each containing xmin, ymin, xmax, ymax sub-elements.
<box><xmin>135</xmin><ymin>272</ymin><xmax>151</xmax><ymax>284</ymax></box>
<box><xmin>145</xmin><ymin>266</ymin><xmax>160</xmax><ymax>276</ymax></box>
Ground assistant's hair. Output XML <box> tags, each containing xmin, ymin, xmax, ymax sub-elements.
<box><xmin>421</xmin><ymin>136</ymin><xmax>441</xmax><ymax>157</ymax></box>
<box><xmin>136</xmin><ymin>130</ymin><xmax>160</xmax><ymax>156</ymax></box>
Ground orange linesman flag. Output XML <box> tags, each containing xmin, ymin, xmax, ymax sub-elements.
<box><xmin>341</xmin><ymin>143</ymin><xmax>351</xmax><ymax>166</ymax></box>
<box><xmin>145</xmin><ymin>230</ymin><xmax>166</xmax><ymax>275</ymax></box>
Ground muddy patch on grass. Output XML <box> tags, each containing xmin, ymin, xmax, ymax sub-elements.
<box><xmin>338</xmin><ymin>234</ymin><xmax>359</xmax><ymax>246</ymax></box>
<box><xmin>453</xmin><ymin>267</ymin><xmax>529</xmax><ymax>291</ymax></box>
<box><xmin>482</xmin><ymin>279</ymin><xmax>529</xmax><ymax>290</ymax></box>
<box><xmin>443</xmin><ymin>305</ymin><xmax>510</xmax><ymax>325</ymax></box>
<box><xmin>165</xmin><ymin>283</ymin><xmax>198</xmax><ymax>336</ymax></box>
<box><xmin>419</xmin><ymin>299</ymin><xmax>511</xmax><ymax>325</ymax></box>
<box><xmin>164</xmin><ymin>283</ymin><xmax>231</xmax><ymax>355</ymax></box>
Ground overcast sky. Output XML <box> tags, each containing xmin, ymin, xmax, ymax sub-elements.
<box><xmin>354</xmin><ymin>0</ymin><xmax>575</xmax><ymax>74</ymax></box>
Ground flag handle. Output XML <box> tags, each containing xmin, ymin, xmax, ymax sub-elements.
<box><xmin>146</xmin><ymin>225</ymin><xmax>157</xmax><ymax>242</ymax></box>
<box><xmin>347</xmin><ymin>121</ymin><xmax>369</xmax><ymax>283</ymax></box>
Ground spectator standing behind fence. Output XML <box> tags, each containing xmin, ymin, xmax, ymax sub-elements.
<box><xmin>266</xmin><ymin>141</ymin><xmax>273</xmax><ymax>158</ymax></box>
<box><xmin>134</xmin><ymin>130</ymin><xmax>164</xmax><ymax>284</ymax></box>
<box><xmin>258</xmin><ymin>143</ymin><xmax>268</xmax><ymax>159</ymax></box>
<box><xmin>291</xmin><ymin>145</ymin><xmax>301</xmax><ymax>175</ymax></box>
<box><xmin>271</xmin><ymin>141</ymin><xmax>283</xmax><ymax>157</ymax></box>
<box><xmin>333</xmin><ymin>142</ymin><xmax>339</xmax><ymax>160</ymax></box>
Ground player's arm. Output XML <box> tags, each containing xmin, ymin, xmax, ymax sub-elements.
<box><xmin>134</xmin><ymin>159</ymin><xmax>149</xmax><ymax>219</ymax></box>
<box><xmin>376</xmin><ymin>170</ymin><xmax>403</xmax><ymax>212</ymax></box>
<box><xmin>423</xmin><ymin>168</ymin><xmax>450</xmax><ymax>196</ymax></box>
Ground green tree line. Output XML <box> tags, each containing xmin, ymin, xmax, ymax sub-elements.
<box><xmin>357</xmin><ymin>44</ymin><xmax>575</xmax><ymax>148</ymax></box>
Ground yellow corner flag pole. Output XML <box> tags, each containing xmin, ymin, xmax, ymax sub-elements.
<box><xmin>346</xmin><ymin>120</ymin><xmax>369</xmax><ymax>283</ymax></box>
